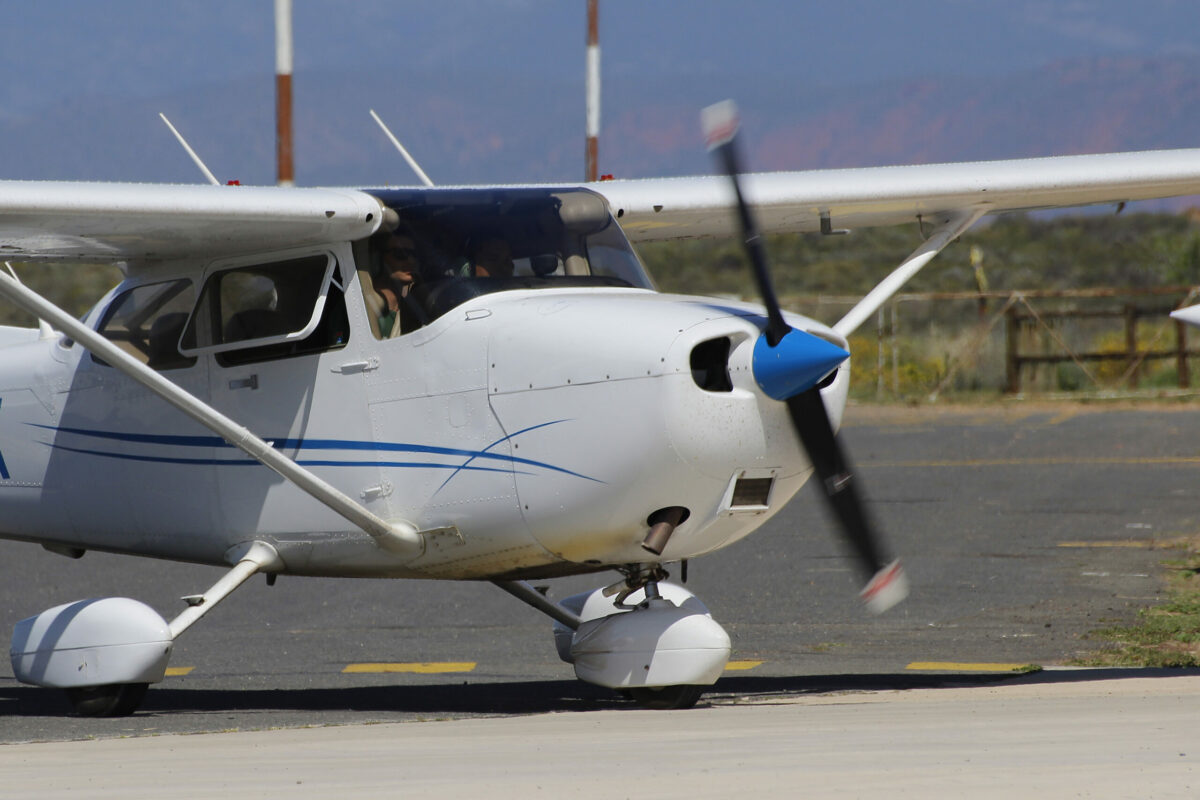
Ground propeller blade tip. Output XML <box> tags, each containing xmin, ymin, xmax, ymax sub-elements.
<box><xmin>701</xmin><ymin>100</ymin><xmax>740</xmax><ymax>151</ymax></box>
<box><xmin>860</xmin><ymin>560</ymin><xmax>908</xmax><ymax>614</ymax></box>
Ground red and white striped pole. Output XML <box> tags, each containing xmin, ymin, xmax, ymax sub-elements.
<box><xmin>585</xmin><ymin>0</ymin><xmax>599</xmax><ymax>182</ymax></box>
<box><xmin>275</xmin><ymin>0</ymin><xmax>295</xmax><ymax>186</ymax></box>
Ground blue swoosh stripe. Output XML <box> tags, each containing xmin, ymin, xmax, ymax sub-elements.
<box><xmin>32</xmin><ymin>421</ymin><xmax>601</xmax><ymax>484</ymax></box>
<box><xmin>44</xmin><ymin>443</ymin><xmax>535</xmax><ymax>475</ymax></box>
<box><xmin>435</xmin><ymin>420</ymin><xmax>564</xmax><ymax>493</ymax></box>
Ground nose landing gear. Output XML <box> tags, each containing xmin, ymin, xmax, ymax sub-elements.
<box><xmin>496</xmin><ymin>565</ymin><xmax>731</xmax><ymax>710</ymax></box>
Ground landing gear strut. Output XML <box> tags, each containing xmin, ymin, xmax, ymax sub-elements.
<box><xmin>604</xmin><ymin>563</ymin><xmax>670</xmax><ymax>609</ymax></box>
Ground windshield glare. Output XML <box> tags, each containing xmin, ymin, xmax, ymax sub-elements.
<box><xmin>362</xmin><ymin>187</ymin><xmax>652</xmax><ymax>335</ymax></box>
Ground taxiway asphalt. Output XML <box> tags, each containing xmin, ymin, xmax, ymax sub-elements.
<box><xmin>3</xmin><ymin>672</ymin><xmax>1199</xmax><ymax>798</ymax></box>
<box><xmin>2</xmin><ymin>402</ymin><xmax>1199</xmax><ymax>755</ymax></box>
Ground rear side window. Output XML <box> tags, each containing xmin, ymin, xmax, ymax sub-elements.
<box><xmin>181</xmin><ymin>253</ymin><xmax>349</xmax><ymax>365</ymax></box>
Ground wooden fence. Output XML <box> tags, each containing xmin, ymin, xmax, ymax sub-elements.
<box><xmin>786</xmin><ymin>285</ymin><xmax>1200</xmax><ymax>398</ymax></box>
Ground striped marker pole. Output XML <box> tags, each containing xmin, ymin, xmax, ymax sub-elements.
<box><xmin>585</xmin><ymin>0</ymin><xmax>599</xmax><ymax>182</ymax></box>
<box><xmin>275</xmin><ymin>0</ymin><xmax>295</xmax><ymax>187</ymax></box>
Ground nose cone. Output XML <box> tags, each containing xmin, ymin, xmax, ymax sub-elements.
<box><xmin>1171</xmin><ymin>304</ymin><xmax>1200</xmax><ymax>331</ymax></box>
<box><xmin>752</xmin><ymin>328</ymin><xmax>849</xmax><ymax>401</ymax></box>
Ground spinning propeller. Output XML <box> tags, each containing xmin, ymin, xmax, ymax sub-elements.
<box><xmin>702</xmin><ymin>101</ymin><xmax>908</xmax><ymax>613</ymax></box>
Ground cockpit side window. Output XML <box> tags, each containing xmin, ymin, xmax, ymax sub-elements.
<box><xmin>92</xmin><ymin>279</ymin><xmax>197</xmax><ymax>371</ymax></box>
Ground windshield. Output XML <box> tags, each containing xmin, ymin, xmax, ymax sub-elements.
<box><xmin>361</xmin><ymin>187</ymin><xmax>653</xmax><ymax>337</ymax></box>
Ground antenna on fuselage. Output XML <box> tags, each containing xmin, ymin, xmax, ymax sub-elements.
<box><xmin>369</xmin><ymin>109</ymin><xmax>435</xmax><ymax>187</ymax></box>
<box><xmin>158</xmin><ymin>113</ymin><xmax>221</xmax><ymax>186</ymax></box>
<box><xmin>4</xmin><ymin>262</ymin><xmax>54</xmax><ymax>340</ymax></box>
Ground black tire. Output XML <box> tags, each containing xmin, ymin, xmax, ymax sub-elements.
<box><xmin>64</xmin><ymin>683</ymin><xmax>149</xmax><ymax>717</ymax></box>
<box><xmin>628</xmin><ymin>685</ymin><xmax>704</xmax><ymax>710</ymax></box>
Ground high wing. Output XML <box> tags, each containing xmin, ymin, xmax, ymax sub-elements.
<box><xmin>0</xmin><ymin>181</ymin><xmax>385</xmax><ymax>266</ymax></box>
<box><xmin>1</xmin><ymin>148</ymin><xmax>1199</xmax><ymax>267</ymax></box>
<box><xmin>593</xmin><ymin>148</ymin><xmax>1200</xmax><ymax>242</ymax></box>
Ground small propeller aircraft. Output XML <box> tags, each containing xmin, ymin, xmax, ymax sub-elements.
<box><xmin>3</xmin><ymin>100</ymin><xmax>1200</xmax><ymax>715</ymax></box>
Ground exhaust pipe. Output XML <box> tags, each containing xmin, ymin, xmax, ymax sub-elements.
<box><xmin>641</xmin><ymin>506</ymin><xmax>689</xmax><ymax>556</ymax></box>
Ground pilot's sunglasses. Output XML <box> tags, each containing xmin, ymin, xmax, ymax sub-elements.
<box><xmin>389</xmin><ymin>247</ymin><xmax>417</xmax><ymax>258</ymax></box>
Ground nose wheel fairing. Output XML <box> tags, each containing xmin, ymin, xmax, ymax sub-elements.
<box><xmin>551</xmin><ymin>581</ymin><xmax>730</xmax><ymax>701</ymax></box>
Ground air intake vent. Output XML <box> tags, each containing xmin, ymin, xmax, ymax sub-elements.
<box><xmin>690</xmin><ymin>337</ymin><xmax>732</xmax><ymax>392</ymax></box>
<box><xmin>731</xmin><ymin>476</ymin><xmax>773</xmax><ymax>507</ymax></box>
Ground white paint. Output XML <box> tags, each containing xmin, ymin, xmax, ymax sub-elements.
<box><xmin>586</xmin><ymin>45</ymin><xmax>601</xmax><ymax>138</ymax></box>
<box><xmin>275</xmin><ymin>0</ymin><xmax>293</xmax><ymax>75</ymax></box>
<box><xmin>594</xmin><ymin>147</ymin><xmax>1200</xmax><ymax>242</ymax></box>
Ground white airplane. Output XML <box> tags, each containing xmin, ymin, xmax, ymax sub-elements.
<box><xmin>3</xmin><ymin>102</ymin><xmax>1200</xmax><ymax>716</ymax></box>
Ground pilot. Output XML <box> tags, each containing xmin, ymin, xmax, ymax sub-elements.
<box><xmin>374</xmin><ymin>230</ymin><xmax>422</xmax><ymax>337</ymax></box>
<box><xmin>470</xmin><ymin>237</ymin><xmax>514</xmax><ymax>278</ymax></box>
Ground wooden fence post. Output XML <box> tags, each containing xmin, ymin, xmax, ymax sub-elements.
<box><xmin>1005</xmin><ymin>303</ymin><xmax>1020</xmax><ymax>393</ymax></box>
<box><xmin>1124</xmin><ymin>304</ymin><xmax>1139</xmax><ymax>388</ymax></box>
<box><xmin>1177</xmin><ymin>318</ymin><xmax>1190</xmax><ymax>388</ymax></box>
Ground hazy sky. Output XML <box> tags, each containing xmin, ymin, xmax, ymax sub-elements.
<box><xmin>1</xmin><ymin>1</ymin><xmax>1197</xmax><ymax>183</ymax></box>
<box><xmin>3</xmin><ymin>1</ymin><xmax>1197</xmax><ymax>114</ymax></box>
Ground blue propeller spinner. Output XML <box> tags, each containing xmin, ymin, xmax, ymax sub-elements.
<box><xmin>751</xmin><ymin>329</ymin><xmax>848</xmax><ymax>402</ymax></box>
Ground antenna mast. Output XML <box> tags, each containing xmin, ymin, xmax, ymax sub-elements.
<box><xmin>275</xmin><ymin>0</ymin><xmax>295</xmax><ymax>186</ymax></box>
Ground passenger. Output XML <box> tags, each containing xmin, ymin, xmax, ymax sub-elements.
<box><xmin>470</xmin><ymin>237</ymin><xmax>515</xmax><ymax>278</ymax></box>
<box><xmin>374</xmin><ymin>231</ymin><xmax>421</xmax><ymax>337</ymax></box>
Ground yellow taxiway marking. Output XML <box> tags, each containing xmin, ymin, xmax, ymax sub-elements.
<box><xmin>724</xmin><ymin>660</ymin><xmax>764</xmax><ymax>671</ymax></box>
<box><xmin>867</xmin><ymin>456</ymin><xmax>1200</xmax><ymax>468</ymax></box>
<box><xmin>906</xmin><ymin>662</ymin><xmax>1033</xmax><ymax>672</ymax></box>
<box><xmin>164</xmin><ymin>667</ymin><xmax>194</xmax><ymax>677</ymax></box>
<box><xmin>1058</xmin><ymin>541</ymin><xmax>1155</xmax><ymax>548</ymax></box>
<box><xmin>343</xmin><ymin>662</ymin><xmax>477</xmax><ymax>674</ymax></box>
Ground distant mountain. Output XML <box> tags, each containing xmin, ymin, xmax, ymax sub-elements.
<box><xmin>1</xmin><ymin>55</ymin><xmax>1198</xmax><ymax>192</ymax></box>
<box><xmin>603</xmin><ymin>57</ymin><xmax>1200</xmax><ymax>177</ymax></box>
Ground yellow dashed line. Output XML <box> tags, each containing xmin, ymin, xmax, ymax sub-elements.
<box><xmin>869</xmin><ymin>456</ymin><xmax>1200</xmax><ymax>468</ymax></box>
<box><xmin>1045</xmin><ymin>409</ymin><xmax>1078</xmax><ymax>426</ymax></box>
<box><xmin>906</xmin><ymin>662</ymin><xmax>1033</xmax><ymax>672</ymax></box>
<box><xmin>724</xmin><ymin>660</ymin><xmax>763</xmax><ymax>671</ymax></box>
<box><xmin>343</xmin><ymin>662</ymin><xmax>477</xmax><ymax>674</ymax></box>
<box><xmin>1058</xmin><ymin>541</ymin><xmax>1154</xmax><ymax>548</ymax></box>
<box><xmin>164</xmin><ymin>667</ymin><xmax>194</xmax><ymax>677</ymax></box>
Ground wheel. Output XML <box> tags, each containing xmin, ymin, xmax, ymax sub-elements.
<box><xmin>64</xmin><ymin>683</ymin><xmax>149</xmax><ymax>717</ymax></box>
<box><xmin>628</xmin><ymin>685</ymin><xmax>704</xmax><ymax>710</ymax></box>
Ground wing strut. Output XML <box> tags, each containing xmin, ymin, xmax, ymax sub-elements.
<box><xmin>0</xmin><ymin>272</ymin><xmax>424</xmax><ymax>558</ymax></box>
<box><xmin>832</xmin><ymin>208</ymin><xmax>986</xmax><ymax>339</ymax></box>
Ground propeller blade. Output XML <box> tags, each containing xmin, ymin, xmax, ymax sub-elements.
<box><xmin>702</xmin><ymin>99</ymin><xmax>907</xmax><ymax>613</ymax></box>
<box><xmin>787</xmin><ymin>389</ymin><xmax>908</xmax><ymax>613</ymax></box>
<box><xmin>701</xmin><ymin>100</ymin><xmax>789</xmax><ymax>347</ymax></box>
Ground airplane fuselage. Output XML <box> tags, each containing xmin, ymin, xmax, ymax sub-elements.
<box><xmin>0</xmin><ymin>187</ymin><xmax>846</xmax><ymax>580</ymax></box>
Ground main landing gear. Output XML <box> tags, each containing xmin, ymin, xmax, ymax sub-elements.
<box><xmin>496</xmin><ymin>564</ymin><xmax>731</xmax><ymax>710</ymax></box>
<box><xmin>9</xmin><ymin>542</ymin><xmax>281</xmax><ymax>717</ymax></box>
